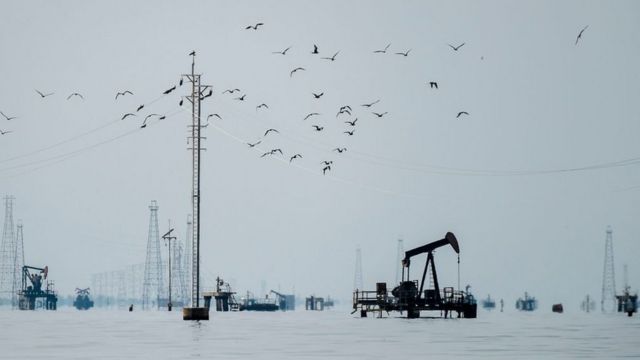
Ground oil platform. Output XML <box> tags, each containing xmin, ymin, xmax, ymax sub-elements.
<box><xmin>482</xmin><ymin>295</ymin><xmax>496</xmax><ymax>310</ymax></box>
<box><xmin>515</xmin><ymin>292</ymin><xmax>537</xmax><ymax>311</ymax></box>
<box><xmin>352</xmin><ymin>232</ymin><xmax>477</xmax><ymax>319</ymax></box>
<box><xmin>73</xmin><ymin>288</ymin><xmax>94</xmax><ymax>310</ymax></box>
<box><xmin>616</xmin><ymin>287</ymin><xmax>637</xmax><ymax>316</ymax></box>
<box><xmin>18</xmin><ymin>265</ymin><xmax>57</xmax><ymax>310</ymax></box>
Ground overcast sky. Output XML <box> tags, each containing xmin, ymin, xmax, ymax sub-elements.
<box><xmin>1</xmin><ymin>0</ymin><xmax>639</xmax><ymax>308</ymax></box>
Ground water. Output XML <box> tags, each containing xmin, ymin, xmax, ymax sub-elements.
<box><xmin>0</xmin><ymin>309</ymin><xmax>638</xmax><ymax>359</ymax></box>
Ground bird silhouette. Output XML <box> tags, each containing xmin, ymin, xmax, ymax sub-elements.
<box><xmin>159</xmin><ymin>115</ymin><xmax>166</xmax><ymax>120</ymax></box>
<box><xmin>322</xmin><ymin>51</ymin><xmax>339</xmax><ymax>61</ymax></box>
<box><xmin>115</xmin><ymin>90</ymin><xmax>133</xmax><ymax>99</ymax></box>
<box><xmin>340</xmin><ymin>105</ymin><xmax>352</xmax><ymax>112</ymax></box>
<box><xmin>312</xmin><ymin>125</ymin><xmax>324</xmax><ymax>131</ymax></box>
<box><xmin>448</xmin><ymin>43</ymin><xmax>465</xmax><ymax>51</ymax></box>
<box><xmin>136</xmin><ymin>104</ymin><xmax>144</xmax><ymax>112</ymax></box>
<box><xmin>374</xmin><ymin>44</ymin><xmax>391</xmax><ymax>53</ymax></box>
<box><xmin>311</xmin><ymin>44</ymin><xmax>319</xmax><ymax>54</ymax></box>
<box><xmin>304</xmin><ymin>113</ymin><xmax>320</xmax><ymax>120</ymax></box>
<box><xmin>344</xmin><ymin>130</ymin><xmax>355</xmax><ymax>136</ymax></box>
<box><xmin>189</xmin><ymin>50</ymin><xmax>196</xmax><ymax>56</ymax></box>
<box><xmin>179</xmin><ymin>99</ymin><xmax>184</xmax><ymax>106</ymax></box>
<box><xmin>575</xmin><ymin>25</ymin><xmax>589</xmax><ymax>45</ymax></box>
<box><xmin>372</xmin><ymin>112</ymin><xmax>388</xmax><ymax>118</ymax></box>
<box><xmin>321</xmin><ymin>161</ymin><xmax>333</xmax><ymax>166</ymax></box>
<box><xmin>429</xmin><ymin>82</ymin><xmax>438</xmax><ymax>89</ymax></box>
<box><xmin>207</xmin><ymin>114</ymin><xmax>222</xmax><ymax>120</ymax></box>
<box><xmin>35</xmin><ymin>89</ymin><xmax>54</xmax><ymax>98</ymax></box>
<box><xmin>223</xmin><ymin>88</ymin><xmax>241</xmax><ymax>94</ymax></box>
<box><xmin>322</xmin><ymin>165</ymin><xmax>331</xmax><ymax>175</ymax></box>
<box><xmin>163</xmin><ymin>86</ymin><xmax>177</xmax><ymax>94</ymax></box>
<box><xmin>256</xmin><ymin>103</ymin><xmax>269</xmax><ymax>110</ymax></box>
<box><xmin>271</xmin><ymin>148</ymin><xmax>283</xmax><ymax>155</ymax></box>
<box><xmin>264</xmin><ymin>128</ymin><xmax>279</xmax><ymax>137</ymax></box>
<box><xmin>344</xmin><ymin>118</ymin><xmax>358</xmax><ymax>126</ymax></box>
<box><xmin>179</xmin><ymin>78</ymin><xmax>184</xmax><ymax>86</ymax></box>
<box><xmin>247</xmin><ymin>140</ymin><xmax>262</xmax><ymax>148</ymax></box>
<box><xmin>361</xmin><ymin>100</ymin><xmax>380</xmax><ymax>108</ymax></box>
<box><xmin>234</xmin><ymin>94</ymin><xmax>247</xmax><ymax>101</ymax></box>
<box><xmin>457</xmin><ymin>111</ymin><xmax>469</xmax><ymax>118</ymax></box>
<box><xmin>203</xmin><ymin>89</ymin><xmax>213</xmax><ymax>98</ymax></box>
<box><xmin>395</xmin><ymin>49</ymin><xmax>411</xmax><ymax>57</ymax></box>
<box><xmin>121</xmin><ymin>113</ymin><xmax>136</xmax><ymax>120</ymax></box>
<box><xmin>336</xmin><ymin>108</ymin><xmax>351</xmax><ymax>118</ymax></box>
<box><xmin>290</xmin><ymin>67</ymin><xmax>305</xmax><ymax>77</ymax></box>
<box><xmin>272</xmin><ymin>46</ymin><xmax>291</xmax><ymax>55</ymax></box>
<box><xmin>312</xmin><ymin>92</ymin><xmax>324</xmax><ymax>99</ymax></box>
<box><xmin>0</xmin><ymin>129</ymin><xmax>12</xmax><ymax>135</ymax></box>
<box><xmin>333</xmin><ymin>147</ymin><xmax>347</xmax><ymax>153</ymax></box>
<box><xmin>67</xmin><ymin>92</ymin><xmax>84</xmax><ymax>100</ymax></box>
<box><xmin>290</xmin><ymin>154</ymin><xmax>303</xmax><ymax>162</ymax></box>
<box><xmin>246</xmin><ymin>23</ymin><xmax>264</xmax><ymax>30</ymax></box>
<box><xmin>0</xmin><ymin>111</ymin><xmax>17</xmax><ymax>121</ymax></box>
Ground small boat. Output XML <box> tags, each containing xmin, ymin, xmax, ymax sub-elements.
<box><xmin>482</xmin><ymin>295</ymin><xmax>496</xmax><ymax>310</ymax></box>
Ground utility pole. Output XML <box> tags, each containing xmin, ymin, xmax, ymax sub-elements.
<box><xmin>162</xmin><ymin>225</ymin><xmax>176</xmax><ymax>311</ymax></box>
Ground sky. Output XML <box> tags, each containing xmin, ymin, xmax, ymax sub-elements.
<box><xmin>0</xmin><ymin>0</ymin><xmax>639</xmax><ymax>309</ymax></box>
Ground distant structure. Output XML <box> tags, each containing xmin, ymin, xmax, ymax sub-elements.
<box><xmin>354</xmin><ymin>246</ymin><xmax>363</xmax><ymax>290</ymax></box>
<box><xmin>15</xmin><ymin>221</ymin><xmax>25</xmax><ymax>306</ymax></box>
<box><xmin>142</xmin><ymin>201</ymin><xmax>164</xmax><ymax>309</ymax></box>
<box><xmin>581</xmin><ymin>294</ymin><xmax>596</xmax><ymax>312</ymax></box>
<box><xmin>601</xmin><ymin>226</ymin><xmax>616</xmax><ymax>313</ymax></box>
<box><xmin>516</xmin><ymin>292</ymin><xmax>537</xmax><ymax>311</ymax></box>
<box><xmin>0</xmin><ymin>196</ymin><xmax>18</xmax><ymax>308</ymax></box>
<box><xmin>395</xmin><ymin>238</ymin><xmax>404</xmax><ymax>285</ymax></box>
<box><xmin>183</xmin><ymin>215</ymin><xmax>192</xmax><ymax>300</ymax></box>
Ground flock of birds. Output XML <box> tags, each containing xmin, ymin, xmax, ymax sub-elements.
<box><xmin>1</xmin><ymin>22</ymin><xmax>591</xmax><ymax>177</ymax></box>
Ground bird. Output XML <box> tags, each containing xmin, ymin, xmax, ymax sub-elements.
<box><xmin>121</xmin><ymin>113</ymin><xmax>136</xmax><ymax>120</ymax></box>
<box><xmin>456</xmin><ymin>111</ymin><xmax>469</xmax><ymax>118</ymax></box>
<box><xmin>189</xmin><ymin>50</ymin><xmax>196</xmax><ymax>56</ymax></box>
<box><xmin>260</xmin><ymin>152</ymin><xmax>271</xmax><ymax>158</ymax></box>
<box><xmin>264</xmin><ymin>128</ymin><xmax>279</xmax><ymax>137</ymax></box>
<box><xmin>256</xmin><ymin>103</ymin><xmax>269</xmax><ymax>110</ymax></box>
<box><xmin>145</xmin><ymin>114</ymin><xmax>161</xmax><ymax>121</ymax></box>
<box><xmin>272</xmin><ymin>46</ymin><xmax>291</xmax><ymax>55</ymax></box>
<box><xmin>0</xmin><ymin>129</ymin><xmax>12</xmax><ymax>135</ymax></box>
<box><xmin>223</xmin><ymin>88</ymin><xmax>241</xmax><ymax>94</ymax></box>
<box><xmin>333</xmin><ymin>147</ymin><xmax>347</xmax><ymax>153</ymax></box>
<box><xmin>207</xmin><ymin>114</ymin><xmax>222</xmax><ymax>120</ymax></box>
<box><xmin>575</xmin><ymin>25</ymin><xmax>589</xmax><ymax>45</ymax></box>
<box><xmin>321</xmin><ymin>160</ymin><xmax>333</xmax><ymax>166</ymax></box>
<box><xmin>136</xmin><ymin>104</ymin><xmax>144</xmax><ymax>112</ymax></box>
<box><xmin>322</xmin><ymin>165</ymin><xmax>331</xmax><ymax>175</ymax></box>
<box><xmin>374</xmin><ymin>44</ymin><xmax>391</xmax><ymax>53</ymax></box>
<box><xmin>304</xmin><ymin>113</ymin><xmax>320</xmax><ymax>120</ymax></box>
<box><xmin>395</xmin><ymin>49</ymin><xmax>411</xmax><ymax>57</ymax></box>
<box><xmin>179</xmin><ymin>78</ymin><xmax>184</xmax><ymax>86</ymax></box>
<box><xmin>336</xmin><ymin>107</ymin><xmax>351</xmax><ymax>117</ymax></box>
<box><xmin>312</xmin><ymin>92</ymin><xmax>324</xmax><ymax>99</ymax></box>
<box><xmin>321</xmin><ymin>51</ymin><xmax>339</xmax><ymax>61</ymax></box>
<box><xmin>344</xmin><ymin>130</ymin><xmax>355</xmax><ymax>136</ymax></box>
<box><xmin>0</xmin><ymin>111</ymin><xmax>17</xmax><ymax>121</ymax></box>
<box><xmin>270</xmin><ymin>148</ymin><xmax>283</xmax><ymax>155</ymax></box>
<box><xmin>247</xmin><ymin>140</ymin><xmax>262</xmax><ymax>148</ymax></box>
<box><xmin>159</xmin><ymin>115</ymin><xmax>166</xmax><ymax>120</ymax></box>
<box><xmin>448</xmin><ymin>43</ymin><xmax>465</xmax><ymax>51</ymax></box>
<box><xmin>245</xmin><ymin>22</ymin><xmax>264</xmax><ymax>30</ymax></box>
<box><xmin>429</xmin><ymin>82</ymin><xmax>438</xmax><ymax>89</ymax></box>
<box><xmin>66</xmin><ymin>92</ymin><xmax>84</xmax><ymax>100</ymax></box>
<box><xmin>234</xmin><ymin>94</ymin><xmax>246</xmax><ymax>101</ymax></box>
<box><xmin>311</xmin><ymin>44</ymin><xmax>319</xmax><ymax>54</ymax></box>
<box><xmin>372</xmin><ymin>112</ymin><xmax>388</xmax><ymax>118</ymax></box>
<box><xmin>344</xmin><ymin>118</ymin><xmax>358</xmax><ymax>126</ymax></box>
<box><xmin>179</xmin><ymin>99</ymin><xmax>184</xmax><ymax>106</ymax></box>
<box><xmin>340</xmin><ymin>105</ymin><xmax>352</xmax><ymax>112</ymax></box>
<box><xmin>202</xmin><ymin>89</ymin><xmax>213</xmax><ymax>98</ymax></box>
<box><xmin>115</xmin><ymin>90</ymin><xmax>133</xmax><ymax>99</ymax></box>
<box><xmin>163</xmin><ymin>86</ymin><xmax>176</xmax><ymax>94</ymax></box>
<box><xmin>361</xmin><ymin>100</ymin><xmax>380</xmax><ymax>108</ymax></box>
<box><xmin>290</xmin><ymin>154</ymin><xmax>303</xmax><ymax>162</ymax></box>
<box><xmin>35</xmin><ymin>89</ymin><xmax>54</xmax><ymax>98</ymax></box>
<box><xmin>312</xmin><ymin>125</ymin><xmax>324</xmax><ymax>132</ymax></box>
<box><xmin>290</xmin><ymin>67</ymin><xmax>305</xmax><ymax>77</ymax></box>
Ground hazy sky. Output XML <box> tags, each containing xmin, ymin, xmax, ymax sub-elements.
<box><xmin>1</xmin><ymin>0</ymin><xmax>639</xmax><ymax>309</ymax></box>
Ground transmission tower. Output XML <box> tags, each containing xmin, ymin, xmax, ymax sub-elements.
<box><xmin>174</xmin><ymin>239</ymin><xmax>188</xmax><ymax>305</ymax></box>
<box><xmin>601</xmin><ymin>225</ymin><xmax>616</xmax><ymax>313</ymax></box>
<box><xmin>0</xmin><ymin>196</ymin><xmax>17</xmax><ymax>307</ymax></box>
<box><xmin>354</xmin><ymin>246</ymin><xmax>363</xmax><ymax>290</ymax></box>
<box><xmin>14</xmin><ymin>220</ymin><xmax>25</xmax><ymax>309</ymax></box>
<box><xmin>142</xmin><ymin>201</ymin><xmax>164</xmax><ymax>309</ymax></box>
<box><xmin>395</xmin><ymin>238</ymin><xmax>404</xmax><ymax>285</ymax></box>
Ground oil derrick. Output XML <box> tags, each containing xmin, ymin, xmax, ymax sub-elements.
<box><xmin>14</xmin><ymin>221</ymin><xmax>25</xmax><ymax>309</ymax></box>
<box><xmin>601</xmin><ymin>226</ymin><xmax>616</xmax><ymax>313</ymax></box>
<box><xmin>354</xmin><ymin>246</ymin><xmax>363</xmax><ymax>290</ymax></box>
<box><xmin>142</xmin><ymin>201</ymin><xmax>164</xmax><ymax>309</ymax></box>
<box><xmin>173</xmin><ymin>239</ymin><xmax>188</xmax><ymax>305</ymax></box>
<box><xmin>395</xmin><ymin>239</ymin><xmax>404</xmax><ymax>285</ymax></box>
<box><xmin>0</xmin><ymin>196</ymin><xmax>16</xmax><ymax>307</ymax></box>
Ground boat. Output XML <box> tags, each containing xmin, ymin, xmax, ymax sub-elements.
<box><xmin>482</xmin><ymin>295</ymin><xmax>496</xmax><ymax>310</ymax></box>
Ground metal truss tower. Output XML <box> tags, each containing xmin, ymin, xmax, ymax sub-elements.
<box><xmin>14</xmin><ymin>220</ymin><xmax>25</xmax><ymax>309</ymax></box>
<box><xmin>142</xmin><ymin>201</ymin><xmax>164</xmax><ymax>309</ymax></box>
<box><xmin>0</xmin><ymin>196</ymin><xmax>16</xmax><ymax>307</ymax></box>
<box><xmin>184</xmin><ymin>214</ymin><xmax>192</xmax><ymax>300</ymax></box>
<box><xmin>354</xmin><ymin>246</ymin><xmax>363</xmax><ymax>290</ymax></box>
<box><xmin>395</xmin><ymin>238</ymin><xmax>404</xmax><ymax>285</ymax></box>
<box><xmin>601</xmin><ymin>226</ymin><xmax>616</xmax><ymax>313</ymax></box>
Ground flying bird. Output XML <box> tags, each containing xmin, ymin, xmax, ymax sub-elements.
<box><xmin>67</xmin><ymin>92</ymin><xmax>84</xmax><ymax>100</ymax></box>
<box><xmin>456</xmin><ymin>111</ymin><xmax>469</xmax><ymax>118</ymax></box>
<box><xmin>322</xmin><ymin>165</ymin><xmax>331</xmax><ymax>175</ymax></box>
<box><xmin>159</xmin><ymin>115</ymin><xmax>166</xmax><ymax>120</ymax></box>
<box><xmin>333</xmin><ymin>147</ymin><xmax>347</xmax><ymax>153</ymax></box>
<box><xmin>245</xmin><ymin>22</ymin><xmax>264</xmax><ymax>30</ymax></box>
<box><xmin>374</xmin><ymin>44</ymin><xmax>391</xmax><ymax>53</ymax></box>
<box><xmin>137</xmin><ymin>104</ymin><xmax>144</xmax><ymax>112</ymax></box>
<box><xmin>311</xmin><ymin>44</ymin><xmax>319</xmax><ymax>54</ymax></box>
<box><xmin>272</xmin><ymin>46</ymin><xmax>291</xmax><ymax>55</ymax></box>
<box><xmin>312</xmin><ymin>92</ymin><xmax>324</xmax><ymax>99</ymax></box>
<box><xmin>179</xmin><ymin>78</ymin><xmax>184</xmax><ymax>86</ymax></box>
<box><xmin>270</xmin><ymin>148</ymin><xmax>283</xmax><ymax>155</ymax></box>
<box><xmin>189</xmin><ymin>50</ymin><xmax>196</xmax><ymax>56</ymax></box>
<box><xmin>372</xmin><ymin>112</ymin><xmax>388</xmax><ymax>118</ymax></box>
<box><xmin>321</xmin><ymin>161</ymin><xmax>333</xmax><ymax>166</ymax></box>
<box><xmin>395</xmin><ymin>49</ymin><xmax>411</xmax><ymax>57</ymax></box>
<box><xmin>361</xmin><ymin>100</ymin><xmax>380</xmax><ymax>108</ymax></box>
<box><xmin>0</xmin><ymin>111</ymin><xmax>17</xmax><ymax>121</ymax></box>
<box><xmin>202</xmin><ymin>89</ymin><xmax>213</xmax><ymax>98</ymax></box>
<box><xmin>344</xmin><ymin>130</ymin><xmax>355</xmax><ymax>136</ymax></box>
<box><xmin>448</xmin><ymin>43</ymin><xmax>465</xmax><ymax>51</ymax></box>
<box><xmin>290</xmin><ymin>67</ymin><xmax>305</xmax><ymax>77</ymax></box>
<box><xmin>207</xmin><ymin>114</ymin><xmax>222</xmax><ymax>120</ymax></box>
<box><xmin>344</xmin><ymin>118</ymin><xmax>358</xmax><ymax>126</ymax></box>
<box><xmin>35</xmin><ymin>89</ymin><xmax>54</xmax><ymax>98</ymax></box>
<box><xmin>121</xmin><ymin>113</ymin><xmax>136</xmax><ymax>120</ymax></box>
<box><xmin>0</xmin><ymin>129</ymin><xmax>12</xmax><ymax>135</ymax></box>
<box><xmin>234</xmin><ymin>94</ymin><xmax>247</xmax><ymax>101</ymax></box>
<box><xmin>340</xmin><ymin>105</ymin><xmax>352</xmax><ymax>112</ymax></box>
<box><xmin>223</xmin><ymin>88</ymin><xmax>241</xmax><ymax>94</ymax></box>
<box><xmin>115</xmin><ymin>90</ymin><xmax>133</xmax><ymax>99</ymax></box>
<box><xmin>264</xmin><ymin>128</ymin><xmax>279</xmax><ymax>137</ymax></box>
<box><xmin>429</xmin><ymin>82</ymin><xmax>439</xmax><ymax>89</ymax></box>
<box><xmin>304</xmin><ymin>113</ymin><xmax>320</xmax><ymax>120</ymax></box>
<box><xmin>256</xmin><ymin>103</ymin><xmax>269</xmax><ymax>110</ymax></box>
<box><xmin>575</xmin><ymin>25</ymin><xmax>589</xmax><ymax>45</ymax></box>
<box><xmin>179</xmin><ymin>99</ymin><xmax>184</xmax><ymax>106</ymax></box>
<box><xmin>163</xmin><ymin>86</ymin><xmax>176</xmax><ymax>94</ymax></box>
<box><xmin>312</xmin><ymin>125</ymin><xmax>324</xmax><ymax>131</ymax></box>
<box><xmin>290</xmin><ymin>154</ymin><xmax>302</xmax><ymax>162</ymax></box>
<box><xmin>321</xmin><ymin>51</ymin><xmax>339</xmax><ymax>61</ymax></box>
<box><xmin>247</xmin><ymin>140</ymin><xmax>261</xmax><ymax>148</ymax></box>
